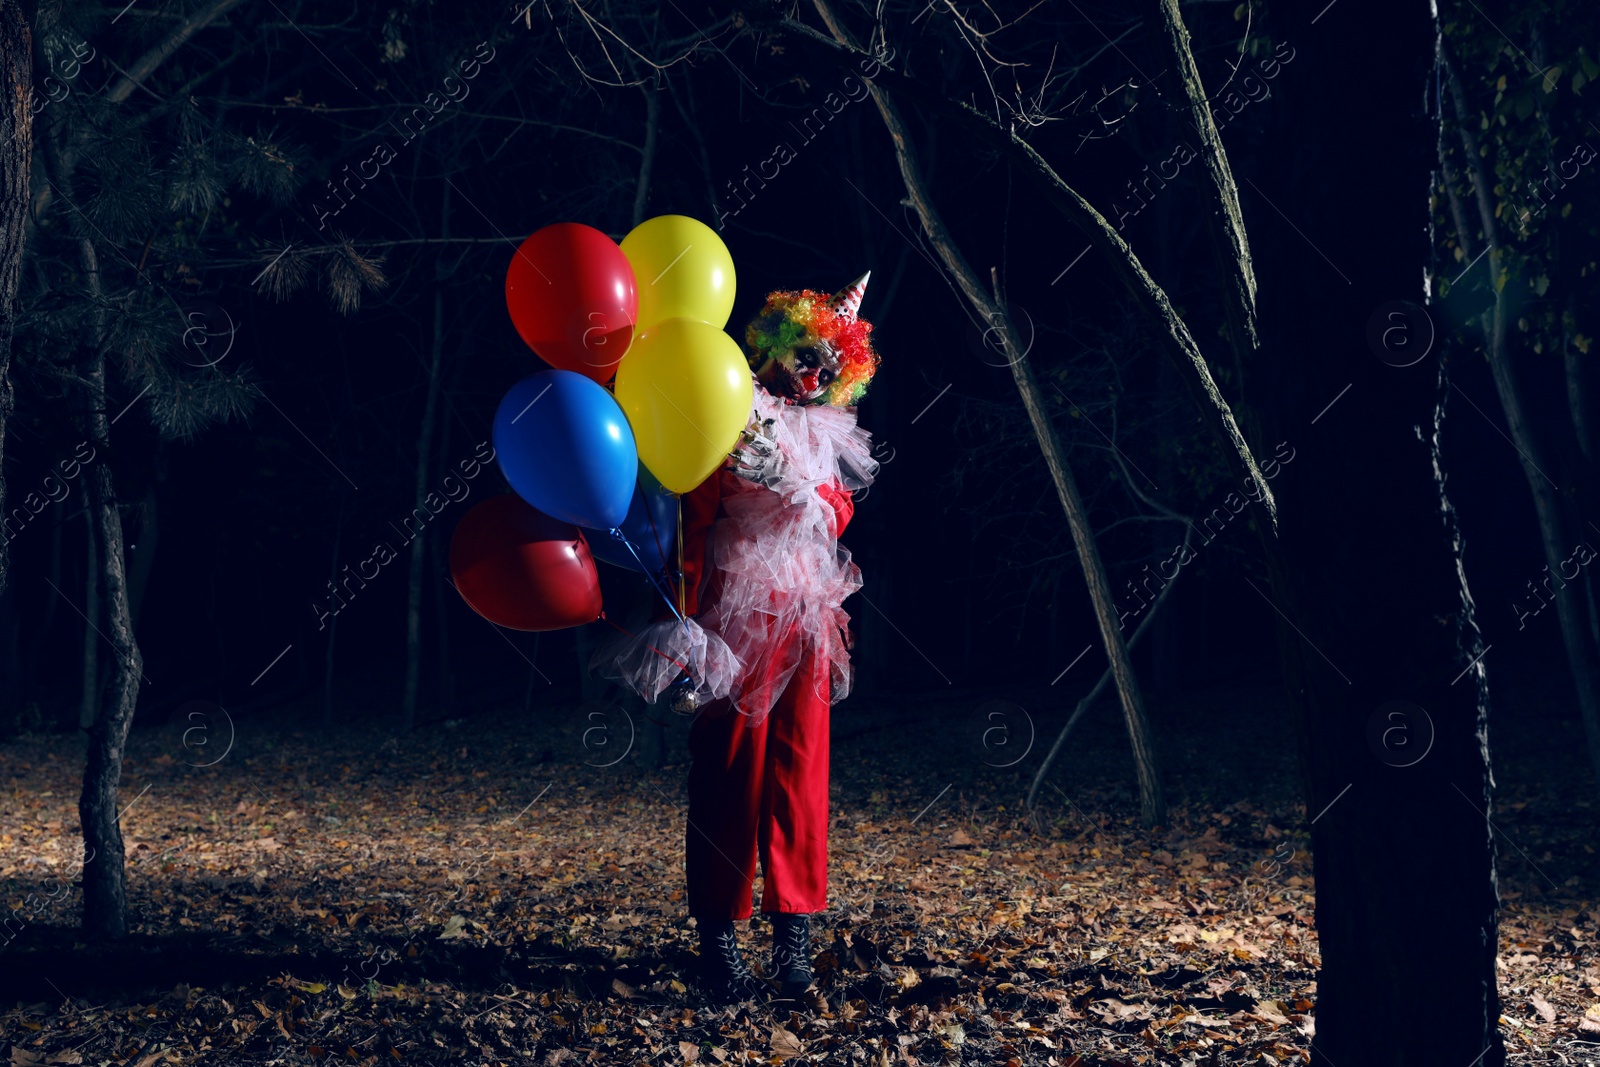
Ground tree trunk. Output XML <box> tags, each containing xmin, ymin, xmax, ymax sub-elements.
<box><xmin>126</xmin><ymin>477</ymin><xmax>160</xmax><ymax>631</ymax></box>
<box><xmin>32</xmin><ymin>500</ymin><xmax>63</xmax><ymax>727</ymax></box>
<box><xmin>1027</xmin><ymin>527</ymin><xmax>1188</xmax><ymax>815</ymax></box>
<box><xmin>433</xmin><ymin>412</ymin><xmax>454</xmax><ymax>715</ymax></box>
<box><xmin>0</xmin><ymin>581</ymin><xmax>18</xmax><ymax>731</ymax></box>
<box><xmin>575</xmin><ymin>626</ymin><xmax>599</xmax><ymax>702</ymax></box>
<box><xmin>402</xmin><ymin>183</ymin><xmax>450</xmax><ymax>730</ymax></box>
<box><xmin>1441</xmin><ymin>40</ymin><xmax>1600</xmax><ymax>801</ymax></box>
<box><xmin>811</xmin><ymin>0</ymin><xmax>1165</xmax><ymax>825</ymax></box>
<box><xmin>324</xmin><ymin>493</ymin><xmax>345</xmax><ymax>724</ymax></box>
<box><xmin>523</xmin><ymin>632</ymin><xmax>542</xmax><ymax>715</ymax></box>
<box><xmin>79</xmin><ymin>349</ymin><xmax>144</xmax><ymax>940</ymax></box>
<box><xmin>28</xmin><ymin>0</ymin><xmax>235</xmax><ymax>944</ymax></box>
<box><xmin>851</xmin><ymin>247</ymin><xmax>907</xmax><ymax>697</ymax></box>
<box><xmin>41</xmin><ymin>500</ymin><xmax>61</xmax><ymax>640</ymax></box>
<box><xmin>79</xmin><ymin>504</ymin><xmax>99</xmax><ymax>731</ymax></box>
<box><xmin>1148</xmin><ymin>0</ymin><xmax>1258</xmax><ymax>396</ymax></box>
<box><xmin>0</xmin><ymin>0</ymin><xmax>32</xmax><ymax>603</ymax></box>
<box><xmin>1011</xmin><ymin>359</ymin><xmax>1164</xmax><ymax>826</ymax></box>
<box><xmin>1482</xmin><ymin>302</ymin><xmax>1600</xmax><ymax>793</ymax></box>
<box><xmin>632</xmin><ymin>83</ymin><xmax>658</xmax><ymax>229</ymax></box>
<box><xmin>75</xmin><ymin>235</ymin><xmax>145</xmax><ymax>940</ymax></box>
<box><xmin>1243</xmin><ymin>4</ymin><xmax>1503</xmax><ymax>1062</ymax></box>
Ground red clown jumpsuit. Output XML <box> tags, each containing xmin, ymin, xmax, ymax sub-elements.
<box><xmin>674</xmin><ymin>465</ymin><xmax>858</xmax><ymax>920</ymax></box>
<box><xmin>593</xmin><ymin>380</ymin><xmax>875</xmax><ymax>920</ymax></box>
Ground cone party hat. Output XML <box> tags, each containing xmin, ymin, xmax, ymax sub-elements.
<box><xmin>828</xmin><ymin>272</ymin><xmax>870</xmax><ymax>322</ymax></box>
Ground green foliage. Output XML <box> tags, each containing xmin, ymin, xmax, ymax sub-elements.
<box><xmin>1436</xmin><ymin>2</ymin><xmax>1598</xmax><ymax>371</ymax></box>
<box><xmin>74</xmin><ymin>126</ymin><xmax>165</xmax><ymax>244</ymax></box>
<box><xmin>15</xmin><ymin>21</ymin><xmax>318</xmax><ymax>446</ymax></box>
<box><xmin>321</xmin><ymin>241</ymin><xmax>390</xmax><ymax>317</ymax></box>
<box><xmin>229</xmin><ymin>130</ymin><xmax>302</xmax><ymax>206</ymax></box>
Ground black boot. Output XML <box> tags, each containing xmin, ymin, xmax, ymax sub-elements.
<box><xmin>767</xmin><ymin>912</ymin><xmax>815</xmax><ymax>998</ymax></box>
<box><xmin>696</xmin><ymin>919</ymin><xmax>765</xmax><ymax>1005</ymax></box>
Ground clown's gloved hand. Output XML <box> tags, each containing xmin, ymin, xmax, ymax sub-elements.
<box><xmin>730</xmin><ymin>416</ymin><xmax>786</xmax><ymax>489</ymax></box>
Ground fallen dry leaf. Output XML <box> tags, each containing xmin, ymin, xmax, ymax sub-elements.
<box><xmin>769</xmin><ymin>1025</ymin><xmax>804</xmax><ymax>1058</ymax></box>
<box><xmin>0</xmin><ymin>699</ymin><xmax>1561</xmax><ymax>1067</ymax></box>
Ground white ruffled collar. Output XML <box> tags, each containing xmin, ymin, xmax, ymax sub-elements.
<box><xmin>749</xmin><ymin>382</ymin><xmax>878</xmax><ymax>495</ymax></box>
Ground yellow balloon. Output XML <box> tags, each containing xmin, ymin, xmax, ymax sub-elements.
<box><xmin>614</xmin><ymin>318</ymin><xmax>754</xmax><ymax>494</ymax></box>
<box><xmin>621</xmin><ymin>215</ymin><xmax>737</xmax><ymax>330</ymax></box>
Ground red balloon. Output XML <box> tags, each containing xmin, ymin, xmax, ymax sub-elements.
<box><xmin>505</xmin><ymin>222</ymin><xmax>638</xmax><ymax>384</ymax></box>
<box><xmin>449</xmin><ymin>494</ymin><xmax>603</xmax><ymax>631</ymax></box>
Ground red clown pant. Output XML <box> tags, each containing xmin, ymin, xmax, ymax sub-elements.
<box><xmin>684</xmin><ymin>643</ymin><xmax>831</xmax><ymax>919</ymax></box>
<box><xmin>674</xmin><ymin>469</ymin><xmax>855</xmax><ymax>921</ymax></box>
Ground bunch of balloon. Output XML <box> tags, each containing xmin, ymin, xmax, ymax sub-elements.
<box><xmin>447</xmin><ymin>215</ymin><xmax>752</xmax><ymax>637</ymax></box>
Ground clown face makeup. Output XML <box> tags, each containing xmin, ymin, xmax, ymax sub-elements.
<box><xmin>753</xmin><ymin>333</ymin><xmax>843</xmax><ymax>403</ymax></box>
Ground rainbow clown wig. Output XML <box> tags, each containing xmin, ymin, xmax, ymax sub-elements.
<box><xmin>743</xmin><ymin>273</ymin><xmax>879</xmax><ymax>408</ymax></box>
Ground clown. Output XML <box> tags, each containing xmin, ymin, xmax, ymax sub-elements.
<box><xmin>594</xmin><ymin>273</ymin><xmax>881</xmax><ymax>1004</ymax></box>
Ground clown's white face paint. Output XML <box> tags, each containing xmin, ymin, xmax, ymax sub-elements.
<box><xmin>756</xmin><ymin>335</ymin><xmax>842</xmax><ymax>404</ymax></box>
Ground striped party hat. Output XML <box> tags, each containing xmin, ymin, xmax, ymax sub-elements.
<box><xmin>828</xmin><ymin>272</ymin><xmax>871</xmax><ymax>322</ymax></box>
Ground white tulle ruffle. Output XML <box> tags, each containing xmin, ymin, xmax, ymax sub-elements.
<box><xmin>594</xmin><ymin>383</ymin><xmax>878</xmax><ymax>725</ymax></box>
<box><xmin>591</xmin><ymin>616</ymin><xmax>741</xmax><ymax>706</ymax></box>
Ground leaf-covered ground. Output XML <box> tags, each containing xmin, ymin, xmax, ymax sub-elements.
<box><xmin>1</xmin><ymin>668</ymin><xmax>1597</xmax><ymax>1066</ymax></box>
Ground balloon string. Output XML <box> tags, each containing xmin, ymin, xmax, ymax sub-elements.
<box><xmin>610</xmin><ymin>527</ymin><xmax>682</xmax><ymax>625</ymax></box>
<box><xmin>669</xmin><ymin>505</ymin><xmax>691</xmax><ymax>652</ymax></box>
<box><xmin>640</xmin><ymin>490</ymin><xmax>675</xmax><ymax>605</ymax></box>
<box><xmin>609</xmin><ymin>527</ymin><xmax>696</xmax><ymax>681</ymax></box>
<box><xmin>598</xmin><ymin>611</ymin><xmax>689</xmax><ymax>674</ymax></box>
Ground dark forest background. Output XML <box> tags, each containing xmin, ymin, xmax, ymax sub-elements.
<box><xmin>0</xmin><ymin>1</ymin><xmax>1574</xmax><ymax>738</ymax></box>
<box><xmin>0</xmin><ymin>0</ymin><xmax>1596</xmax><ymax>1063</ymax></box>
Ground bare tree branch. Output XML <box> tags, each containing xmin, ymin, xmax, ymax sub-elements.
<box><xmin>106</xmin><ymin>0</ymin><xmax>248</xmax><ymax>105</ymax></box>
<box><xmin>764</xmin><ymin>13</ymin><xmax>1277</xmax><ymax>531</ymax></box>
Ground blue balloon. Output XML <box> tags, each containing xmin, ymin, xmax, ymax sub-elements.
<box><xmin>584</xmin><ymin>467</ymin><xmax>680</xmax><ymax>575</ymax></box>
<box><xmin>493</xmin><ymin>370</ymin><xmax>637</xmax><ymax>530</ymax></box>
